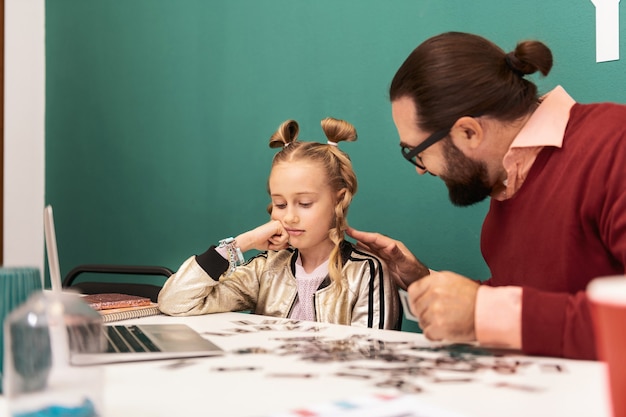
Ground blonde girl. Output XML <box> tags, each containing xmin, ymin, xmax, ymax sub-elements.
<box><xmin>158</xmin><ymin>118</ymin><xmax>400</xmax><ymax>329</ymax></box>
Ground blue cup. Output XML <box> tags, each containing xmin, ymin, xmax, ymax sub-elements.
<box><xmin>0</xmin><ymin>267</ymin><xmax>43</xmax><ymax>394</ymax></box>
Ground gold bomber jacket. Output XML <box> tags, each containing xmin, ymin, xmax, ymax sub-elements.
<box><xmin>158</xmin><ymin>241</ymin><xmax>401</xmax><ymax>330</ymax></box>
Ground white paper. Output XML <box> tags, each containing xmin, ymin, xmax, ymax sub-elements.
<box><xmin>590</xmin><ymin>0</ymin><xmax>621</xmax><ymax>62</ymax></box>
<box><xmin>399</xmin><ymin>289</ymin><xmax>419</xmax><ymax>323</ymax></box>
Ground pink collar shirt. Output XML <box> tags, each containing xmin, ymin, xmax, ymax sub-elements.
<box><xmin>494</xmin><ymin>85</ymin><xmax>576</xmax><ymax>201</ymax></box>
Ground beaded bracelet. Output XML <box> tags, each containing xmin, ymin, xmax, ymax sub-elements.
<box><xmin>218</xmin><ymin>237</ymin><xmax>245</xmax><ymax>275</ymax></box>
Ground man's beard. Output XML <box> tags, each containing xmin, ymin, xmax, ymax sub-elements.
<box><xmin>439</xmin><ymin>139</ymin><xmax>493</xmax><ymax>207</ymax></box>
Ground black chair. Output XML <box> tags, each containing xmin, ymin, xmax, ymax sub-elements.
<box><xmin>62</xmin><ymin>264</ymin><xmax>174</xmax><ymax>303</ymax></box>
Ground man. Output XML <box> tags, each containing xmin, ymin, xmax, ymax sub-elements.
<box><xmin>348</xmin><ymin>32</ymin><xmax>626</xmax><ymax>360</ymax></box>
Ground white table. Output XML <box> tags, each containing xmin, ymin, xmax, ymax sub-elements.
<box><xmin>0</xmin><ymin>312</ymin><xmax>612</xmax><ymax>417</ymax></box>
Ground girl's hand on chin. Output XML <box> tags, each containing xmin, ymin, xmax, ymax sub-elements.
<box><xmin>237</xmin><ymin>220</ymin><xmax>289</xmax><ymax>252</ymax></box>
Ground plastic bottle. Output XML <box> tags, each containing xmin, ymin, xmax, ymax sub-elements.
<box><xmin>3</xmin><ymin>291</ymin><xmax>104</xmax><ymax>417</ymax></box>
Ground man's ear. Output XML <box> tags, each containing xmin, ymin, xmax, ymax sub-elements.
<box><xmin>449</xmin><ymin>116</ymin><xmax>483</xmax><ymax>152</ymax></box>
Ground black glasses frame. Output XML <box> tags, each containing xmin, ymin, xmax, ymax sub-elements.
<box><xmin>400</xmin><ymin>128</ymin><xmax>450</xmax><ymax>170</ymax></box>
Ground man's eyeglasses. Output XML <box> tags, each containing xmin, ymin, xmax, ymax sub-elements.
<box><xmin>400</xmin><ymin>128</ymin><xmax>450</xmax><ymax>170</ymax></box>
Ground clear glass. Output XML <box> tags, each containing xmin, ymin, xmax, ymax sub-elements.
<box><xmin>3</xmin><ymin>291</ymin><xmax>105</xmax><ymax>417</ymax></box>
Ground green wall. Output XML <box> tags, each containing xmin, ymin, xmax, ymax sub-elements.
<box><xmin>45</xmin><ymin>1</ymin><xmax>625</xmax><ymax>303</ymax></box>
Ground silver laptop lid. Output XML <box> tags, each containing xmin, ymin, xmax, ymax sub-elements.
<box><xmin>44</xmin><ymin>205</ymin><xmax>63</xmax><ymax>292</ymax></box>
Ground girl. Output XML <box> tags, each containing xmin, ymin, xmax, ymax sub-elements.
<box><xmin>158</xmin><ymin>117</ymin><xmax>400</xmax><ymax>329</ymax></box>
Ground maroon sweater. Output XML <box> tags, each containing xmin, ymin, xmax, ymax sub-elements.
<box><xmin>481</xmin><ymin>102</ymin><xmax>626</xmax><ymax>360</ymax></box>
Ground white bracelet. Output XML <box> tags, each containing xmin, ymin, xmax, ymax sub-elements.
<box><xmin>218</xmin><ymin>237</ymin><xmax>245</xmax><ymax>275</ymax></box>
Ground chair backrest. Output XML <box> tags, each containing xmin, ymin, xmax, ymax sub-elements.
<box><xmin>62</xmin><ymin>264</ymin><xmax>174</xmax><ymax>303</ymax></box>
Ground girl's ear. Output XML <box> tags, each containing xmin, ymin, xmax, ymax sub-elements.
<box><xmin>449</xmin><ymin>116</ymin><xmax>484</xmax><ymax>152</ymax></box>
<box><xmin>335</xmin><ymin>188</ymin><xmax>346</xmax><ymax>204</ymax></box>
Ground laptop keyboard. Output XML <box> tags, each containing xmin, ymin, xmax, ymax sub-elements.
<box><xmin>105</xmin><ymin>325</ymin><xmax>162</xmax><ymax>353</ymax></box>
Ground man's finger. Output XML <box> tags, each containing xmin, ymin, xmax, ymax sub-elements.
<box><xmin>347</xmin><ymin>227</ymin><xmax>386</xmax><ymax>247</ymax></box>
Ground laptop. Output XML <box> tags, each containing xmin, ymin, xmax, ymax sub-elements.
<box><xmin>43</xmin><ymin>205</ymin><xmax>224</xmax><ymax>365</ymax></box>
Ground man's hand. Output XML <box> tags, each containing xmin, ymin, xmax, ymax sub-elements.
<box><xmin>346</xmin><ymin>226</ymin><xmax>430</xmax><ymax>289</ymax></box>
<box><xmin>236</xmin><ymin>220</ymin><xmax>289</xmax><ymax>252</ymax></box>
<box><xmin>408</xmin><ymin>270</ymin><xmax>480</xmax><ymax>342</ymax></box>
